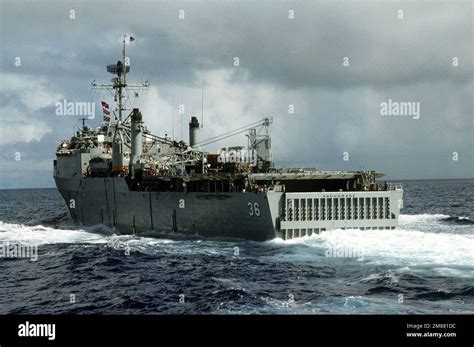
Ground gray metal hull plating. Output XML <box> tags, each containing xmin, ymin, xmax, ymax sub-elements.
<box><xmin>55</xmin><ymin>177</ymin><xmax>403</xmax><ymax>241</ymax></box>
<box><xmin>55</xmin><ymin>176</ymin><xmax>279</xmax><ymax>241</ymax></box>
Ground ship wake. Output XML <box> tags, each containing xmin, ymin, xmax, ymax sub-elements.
<box><xmin>0</xmin><ymin>213</ymin><xmax>472</xmax><ymax>274</ymax></box>
<box><xmin>268</xmin><ymin>214</ymin><xmax>474</xmax><ymax>275</ymax></box>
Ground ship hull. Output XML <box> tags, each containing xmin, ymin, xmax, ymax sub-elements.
<box><xmin>55</xmin><ymin>176</ymin><xmax>403</xmax><ymax>241</ymax></box>
<box><xmin>55</xmin><ymin>176</ymin><xmax>278</xmax><ymax>241</ymax></box>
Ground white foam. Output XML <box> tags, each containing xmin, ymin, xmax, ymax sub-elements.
<box><xmin>0</xmin><ymin>221</ymin><xmax>109</xmax><ymax>246</ymax></box>
<box><xmin>399</xmin><ymin>213</ymin><xmax>473</xmax><ymax>232</ymax></box>
<box><xmin>399</xmin><ymin>213</ymin><xmax>450</xmax><ymax>223</ymax></box>
<box><xmin>331</xmin><ymin>228</ymin><xmax>472</xmax><ymax>265</ymax></box>
<box><xmin>270</xmin><ymin>226</ymin><xmax>474</xmax><ymax>268</ymax></box>
<box><xmin>268</xmin><ymin>213</ymin><xmax>474</xmax><ymax>271</ymax></box>
<box><xmin>0</xmin><ymin>222</ymin><xmax>176</xmax><ymax>253</ymax></box>
<box><xmin>2</xmin><ymin>213</ymin><xmax>473</xmax><ymax>271</ymax></box>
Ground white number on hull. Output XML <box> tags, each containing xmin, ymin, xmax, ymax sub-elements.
<box><xmin>248</xmin><ymin>202</ymin><xmax>260</xmax><ymax>217</ymax></box>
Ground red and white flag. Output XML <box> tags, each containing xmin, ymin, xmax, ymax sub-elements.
<box><xmin>101</xmin><ymin>101</ymin><xmax>111</xmax><ymax>122</ymax></box>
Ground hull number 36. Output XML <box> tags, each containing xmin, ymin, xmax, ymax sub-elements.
<box><xmin>248</xmin><ymin>202</ymin><xmax>261</xmax><ymax>217</ymax></box>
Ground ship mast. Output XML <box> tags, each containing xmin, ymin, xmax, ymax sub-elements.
<box><xmin>91</xmin><ymin>34</ymin><xmax>149</xmax><ymax>123</ymax></box>
<box><xmin>119</xmin><ymin>35</ymin><xmax>127</xmax><ymax>121</ymax></box>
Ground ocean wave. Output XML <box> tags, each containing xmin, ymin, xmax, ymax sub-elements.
<box><xmin>0</xmin><ymin>221</ymin><xmax>190</xmax><ymax>256</ymax></box>
<box><xmin>399</xmin><ymin>213</ymin><xmax>451</xmax><ymax>222</ymax></box>
<box><xmin>399</xmin><ymin>213</ymin><xmax>473</xmax><ymax>226</ymax></box>
<box><xmin>439</xmin><ymin>216</ymin><xmax>474</xmax><ymax>225</ymax></box>
<box><xmin>0</xmin><ymin>221</ymin><xmax>111</xmax><ymax>246</ymax></box>
<box><xmin>1</xmin><ymin>213</ymin><xmax>473</xmax><ymax>270</ymax></box>
<box><xmin>25</xmin><ymin>211</ymin><xmax>70</xmax><ymax>227</ymax></box>
<box><xmin>268</xmin><ymin>220</ymin><xmax>474</xmax><ymax>269</ymax></box>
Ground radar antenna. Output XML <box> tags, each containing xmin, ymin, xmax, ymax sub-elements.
<box><xmin>91</xmin><ymin>34</ymin><xmax>149</xmax><ymax>122</ymax></box>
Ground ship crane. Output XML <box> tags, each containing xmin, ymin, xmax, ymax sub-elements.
<box><xmin>194</xmin><ymin>117</ymin><xmax>273</xmax><ymax>172</ymax></box>
<box><xmin>195</xmin><ymin>117</ymin><xmax>272</xmax><ymax>148</ymax></box>
<box><xmin>140</xmin><ymin>118</ymin><xmax>274</xmax><ymax>171</ymax></box>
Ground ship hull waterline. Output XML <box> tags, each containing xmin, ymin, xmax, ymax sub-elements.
<box><xmin>55</xmin><ymin>176</ymin><xmax>403</xmax><ymax>241</ymax></box>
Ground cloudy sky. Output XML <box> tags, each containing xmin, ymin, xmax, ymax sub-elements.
<box><xmin>0</xmin><ymin>0</ymin><xmax>472</xmax><ymax>188</ymax></box>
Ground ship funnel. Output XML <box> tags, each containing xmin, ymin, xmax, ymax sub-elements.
<box><xmin>112</xmin><ymin>138</ymin><xmax>125</xmax><ymax>172</ymax></box>
<box><xmin>189</xmin><ymin>116</ymin><xmax>200</xmax><ymax>148</ymax></box>
<box><xmin>130</xmin><ymin>108</ymin><xmax>143</xmax><ymax>177</ymax></box>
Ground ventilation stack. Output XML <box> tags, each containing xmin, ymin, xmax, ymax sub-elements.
<box><xmin>189</xmin><ymin>116</ymin><xmax>200</xmax><ymax>148</ymax></box>
<box><xmin>130</xmin><ymin>108</ymin><xmax>143</xmax><ymax>177</ymax></box>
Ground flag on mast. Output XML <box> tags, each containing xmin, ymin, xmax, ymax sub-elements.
<box><xmin>101</xmin><ymin>101</ymin><xmax>111</xmax><ymax>122</ymax></box>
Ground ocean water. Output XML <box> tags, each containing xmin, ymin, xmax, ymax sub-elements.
<box><xmin>0</xmin><ymin>179</ymin><xmax>472</xmax><ymax>314</ymax></box>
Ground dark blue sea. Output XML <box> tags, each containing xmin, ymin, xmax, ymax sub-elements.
<box><xmin>0</xmin><ymin>180</ymin><xmax>473</xmax><ymax>314</ymax></box>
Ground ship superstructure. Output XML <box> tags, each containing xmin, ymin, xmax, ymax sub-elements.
<box><xmin>54</xmin><ymin>37</ymin><xmax>403</xmax><ymax>241</ymax></box>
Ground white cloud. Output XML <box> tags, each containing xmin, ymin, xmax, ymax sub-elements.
<box><xmin>0</xmin><ymin>73</ymin><xmax>62</xmax><ymax>145</ymax></box>
<box><xmin>132</xmin><ymin>68</ymin><xmax>281</xmax><ymax>150</ymax></box>
<box><xmin>0</xmin><ymin>107</ymin><xmax>52</xmax><ymax>145</ymax></box>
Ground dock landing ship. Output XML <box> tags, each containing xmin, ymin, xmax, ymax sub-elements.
<box><xmin>54</xmin><ymin>37</ymin><xmax>403</xmax><ymax>241</ymax></box>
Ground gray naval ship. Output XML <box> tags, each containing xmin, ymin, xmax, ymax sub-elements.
<box><xmin>54</xmin><ymin>37</ymin><xmax>404</xmax><ymax>241</ymax></box>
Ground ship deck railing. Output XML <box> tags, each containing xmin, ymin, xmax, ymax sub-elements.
<box><xmin>387</xmin><ymin>183</ymin><xmax>403</xmax><ymax>191</ymax></box>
